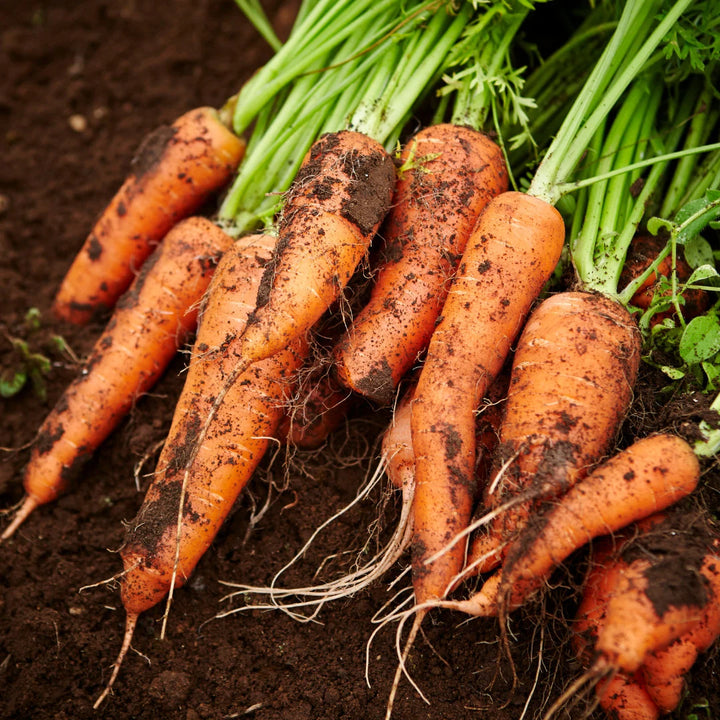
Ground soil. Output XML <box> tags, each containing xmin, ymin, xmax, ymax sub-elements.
<box><xmin>1</xmin><ymin>3</ymin><xmax>720</xmax><ymax>720</ymax></box>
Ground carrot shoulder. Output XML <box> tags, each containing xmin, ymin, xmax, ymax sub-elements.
<box><xmin>333</xmin><ymin>125</ymin><xmax>508</xmax><ymax>404</ymax></box>
<box><xmin>53</xmin><ymin>107</ymin><xmax>245</xmax><ymax>324</ymax></box>
<box><xmin>409</xmin><ymin>191</ymin><xmax>565</xmax><ymax>603</ymax></box>
<box><xmin>2</xmin><ymin>216</ymin><xmax>232</xmax><ymax>540</ymax></box>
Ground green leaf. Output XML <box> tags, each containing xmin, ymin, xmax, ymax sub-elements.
<box><xmin>0</xmin><ymin>368</ymin><xmax>27</xmax><ymax>398</ymax></box>
<box><xmin>686</xmin><ymin>264</ymin><xmax>720</xmax><ymax>286</ymax></box>
<box><xmin>684</xmin><ymin>234</ymin><xmax>715</xmax><ymax>269</ymax></box>
<box><xmin>702</xmin><ymin>361</ymin><xmax>720</xmax><ymax>391</ymax></box>
<box><xmin>658</xmin><ymin>364</ymin><xmax>686</xmax><ymax>380</ymax></box>
<box><xmin>647</xmin><ymin>216</ymin><xmax>673</xmax><ymax>236</ymax></box>
<box><xmin>679</xmin><ymin>314</ymin><xmax>720</xmax><ymax>364</ymax></box>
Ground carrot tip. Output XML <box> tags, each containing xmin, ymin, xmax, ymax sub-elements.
<box><xmin>93</xmin><ymin>612</ymin><xmax>139</xmax><ymax>709</ymax></box>
<box><xmin>1</xmin><ymin>495</ymin><xmax>39</xmax><ymax>541</ymax></box>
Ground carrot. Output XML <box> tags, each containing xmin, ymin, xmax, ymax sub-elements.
<box><xmin>233</xmin><ymin>131</ymin><xmax>395</xmax><ymax>370</ymax></box>
<box><xmin>53</xmin><ymin>107</ymin><xmax>245</xmax><ymax>324</ymax></box>
<box><xmin>333</xmin><ymin>125</ymin><xmax>508</xmax><ymax>404</ymax></box>
<box><xmin>443</xmin><ymin>433</ymin><xmax>700</xmax><ymax>617</ymax></box>
<box><xmin>276</xmin><ymin>371</ymin><xmax>353</xmax><ymax>449</ymax></box>
<box><xmin>619</xmin><ymin>234</ymin><xmax>709</xmax><ymax>322</ymax></box>
<box><xmin>409</xmin><ymin>190</ymin><xmax>565</xmax><ymax>606</ymax></box>
<box><xmin>94</xmin><ymin>232</ymin><xmax>307</xmax><ymax>707</ymax></box>
<box><xmin>1</xmin><ymin>216</ymin><xmax>232</xmax><ymax>541</ymax></box>
<box><xmin>466</xmin><ymin>291</ymin><xmax>641</xmax><ymax>576</ymax></box>
<box><xmin>563</xmin><ymin>512</ymin><xmax>720</xmax><ymax>720</ymax></box>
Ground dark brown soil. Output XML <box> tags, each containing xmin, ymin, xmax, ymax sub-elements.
<box><xmin>1</xmin><ymin>3</ymin><xmax>719</xmax><ymax>720</ymax></box>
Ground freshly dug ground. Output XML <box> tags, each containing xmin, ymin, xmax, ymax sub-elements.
<box><xmin>1</xmin><ymin>2</ymin><xmax>719</xmax><ymax>719</ymax></box>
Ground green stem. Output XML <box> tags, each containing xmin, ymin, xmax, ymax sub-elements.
<box><xmin>528</xmin><ymin>0</ymin><xmax>693</xmax><ymax>205</ymax></box>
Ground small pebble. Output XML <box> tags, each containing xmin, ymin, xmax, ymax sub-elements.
<box><xmin>68</xmin><ymin>114</ymin><xmax>87</xmax><ymax>132</ymax></box>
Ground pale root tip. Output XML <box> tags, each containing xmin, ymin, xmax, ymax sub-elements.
<box><xmin>1</xmin><ymin>495</ymin><xmax>39</xmax><ymax>541</ymax></box>
<box><xmin>93</xmin><ymin>612</ymin><xmax>139</xmax><ymax>710</ymax></box>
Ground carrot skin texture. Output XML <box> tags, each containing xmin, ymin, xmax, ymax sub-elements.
<box><xmin>452</xmin><ymin>434</ymin><xmax>700</xmax><ymax>617</ymax></box>
<box><xmin>409</xmin><ymin>191</ymin><xmax>565</xmax><ymax>603</ymax></box>
<box><xmin>333</xmin><ymin>125</ymin><xmax>508</xmax><ymax>404</ymax></box>
<box><xmin>474</xmin><ymin>291</ymin><xmax>641</xmax><ymax>574</ymax></box>
<box><xmin>119</xmin><ymin>234</ymin><xmax>306</xmax><ymax>615</ymax></box>
<box><xmin>642</xmin><ymin>562</ymin><xmax>720</xmax><ymax>713</ymax></box>
<box><xmin>595</xmin><ymin>673</ymin><xmax>660</xmax><ymax>720</ymax></box>
<box><xmin>235</xmin><ymin>131</ymin><xmax>395</xmax><ymax>368</ymax></box>
<box><xmin>5</xmin><ymin>217</ymin><xmax>231</xmax><ymax>535</ymax></box>
<box><xmin>53</xmin><ymin>107</ymin><xmax>245</xmax><ymax>324</ymax></box>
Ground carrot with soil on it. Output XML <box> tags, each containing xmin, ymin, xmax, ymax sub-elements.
<box><xmin>441</xmin><ymin>433</ymin><xmax>700</xmax><ymax>617</ymax></box>
<box><xmin>558</xmin><ymin>511</ymin><xmax>720</xmax><ymax>720</ymax></box>
<box><xmin>94</xmin><ymin>232</ymin><xmax>308</xmax><ymax>707</ymax></box>
<box><xmin>1</xmin><ymin>216</ymin><xmax>233</xmax><ymax>541</ymax></box>
<box><xmin>332</xmin><ymin>123</ymin><xmax>509</xmax><ymax>404</ymax></box>
<box><xmin>52</xmin><ymin>108</ymin><xmax>245</xmax><ymax>324</ymax></box>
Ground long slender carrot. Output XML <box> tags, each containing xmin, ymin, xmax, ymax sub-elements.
<box><xmin>1</xmin><ymin>216</ymin><xmax>232</xmax><ymax>540</ymax></box>
<box><xmin>333</xmin><ymin>125</ymin><xmax>508</xmax><ymax>404</ymax></box>
<box><xmin>444</xmin><ymin>434</ymin><xmax>700</xmax><ymax>617</ymax></box>
<box><xmin>53</xmin><ymin>107</ymin><xmax>245</xmax><ymax>324</ymax></box>
<box><xmin>409</xmin><ymin>190</ymin><xmax>565</xmax><ymax>605</ymax></box>
<box><xmin>95</xmin><ymin>232</ymin><xmax>306</xmax><ymax>707</ymax></box>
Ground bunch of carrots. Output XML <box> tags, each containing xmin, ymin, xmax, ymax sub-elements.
<box><xmin>4</xmin><ymin>0</ymin><xmax>720</xmax><ymax>716</ymax></box>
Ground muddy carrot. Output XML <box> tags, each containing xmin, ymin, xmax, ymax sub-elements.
<box><xmin>2</xmin><ymin>216</ymin><xmax>232</xmax><ymax>540</ymax></box>
<box><xmin>53</xmin><ymin>107</ymin><xmax>245</xmax><ymax>324</ymax></box>
<box><xmin>333</xmin><ymin>125</ymin><xmax>508</xmax><ymax>404</ymax></box>
<box><xmin>94</xmin><ymin>232</ymin><xmax>307</xmax><ymax>706</ymax></box>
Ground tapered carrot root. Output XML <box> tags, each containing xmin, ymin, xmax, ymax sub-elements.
<box><xmin>234</xmin><ymin>131</ymin><xmax>396</xmax><ymax>370</ymax></box>
<box><xmin>95</xmin><ymin>235</ymin><xmax>307</xmax><ymax>706</ymax></box>
<box><xmin>2</xmin><ymin>216</ymin><xmax>232</xmax><ymax>540</ymax></box>
<box><xmin>471</xmin><ymin>291</ymin><xmax>641</xmax><ymax>575</ymax></box>
<box><xmin>410</xmin><ymin>191</ymin><xmax>565</xmax><ymax>604</ymax></box>
<box><xmin>118</xmin><ymin>231</ymin><xmax>298</xmax><ymax>614</ymax></box>
<box><xmin>447</xmin><ymin>434</ymin><xmax>700</xmax><ymax>617</ymax></box>
<box><xmin>333</xmin><ymin>125</ymin><xmax>508</xmax><ymax>404</ymax></box>
<box><xmin>53</xmin><ymin>107</ymin><xmax>245</xmax><ymax>324</ymax></box>
<box><xmin>595</xmin><ymin>673</ymin><xmax>660</xmax><ymax>720</ymax></box>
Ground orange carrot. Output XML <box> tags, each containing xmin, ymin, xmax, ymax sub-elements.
<box><xmin>53</xmin><ymin>107</ymin><xmax>245</xmax><ymax>324</ymax></box>
<box><xmin>276</xmin><ymin>371</ymin><xmax>353</xmax><ymax>449</ymax></box>
<box><xmin>232</xmin><ymin>130</ymin><xmax>395</xmax><ymax>371</ymax></box>
<box><xmin>333</xmin><ymin>125</ymin><xmax>508</xmax><ymax>404</ymax></box>
<box><xmin>469</xmin><ymin>291</ymin><xmax>641</xmax><ymax>576</ymax></box>
<box><xmin>444</xmin><ymin>434</ymin><xmax>700</xmax><ymax>617</ymax></box>
<box><xmin>640</xmin><ymin>543</ymin><xmax>720</xmax><ymax>713</ymax></box>
<box><xmin>2</xmin><ymin>216</ymin><xmax>232</xmax><ymax>540</ymax></box>
<box><xmin>566</xmin><ymin>513</ymin><xmax>720</xmax><ymax>720</ymax></box>
<box><xmin>95</xmin><ymin>232</ymin><xmax>307</xmax><ymax>707</ymax></box>
<box><xmin>409</xmin><ymin>190</ymin><xmax>565</xmax><ymax>606</ymax></box>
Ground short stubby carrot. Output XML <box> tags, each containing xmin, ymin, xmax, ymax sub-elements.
<box><xmin>53</xmin><ymin>107</ymin><xmax>245</xmax><ymax>324</ymax></box>
<box><xmin>234</xmin><ymin>130</ymin><xmax>396</xmax><ymax>370</ymax></box>
<box><xmin>409</xmin><ymin>190</ymin><xmax>565</xmax><ymax>604</ymax></box>
<box><xmin>275</xmin><ymin>370</ymin><xmax>353</xmax><ymax>449</ymax></box>
<box><xmin>333</xmin><ymin>125</ymin><xmax>508</xmax><ymax>404</ymax></box>
<box><xmin>446</xmin><ymin>434</ymin><xmax>700</xmax><ymax>618</ymax></box>
<box><xmin>2</xmin><ymin>216</ymin><xmax>232</xmax><ymax>540</ymax></box>
<box><xmin>472</xmin><ymin>291</ymin><xmax>641</xmax><ymax>575</ymax></box>
<box><xmin>567</xmin><ymin>513</ymin><xmax>720</xmax><ymax>720</ymax></box>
